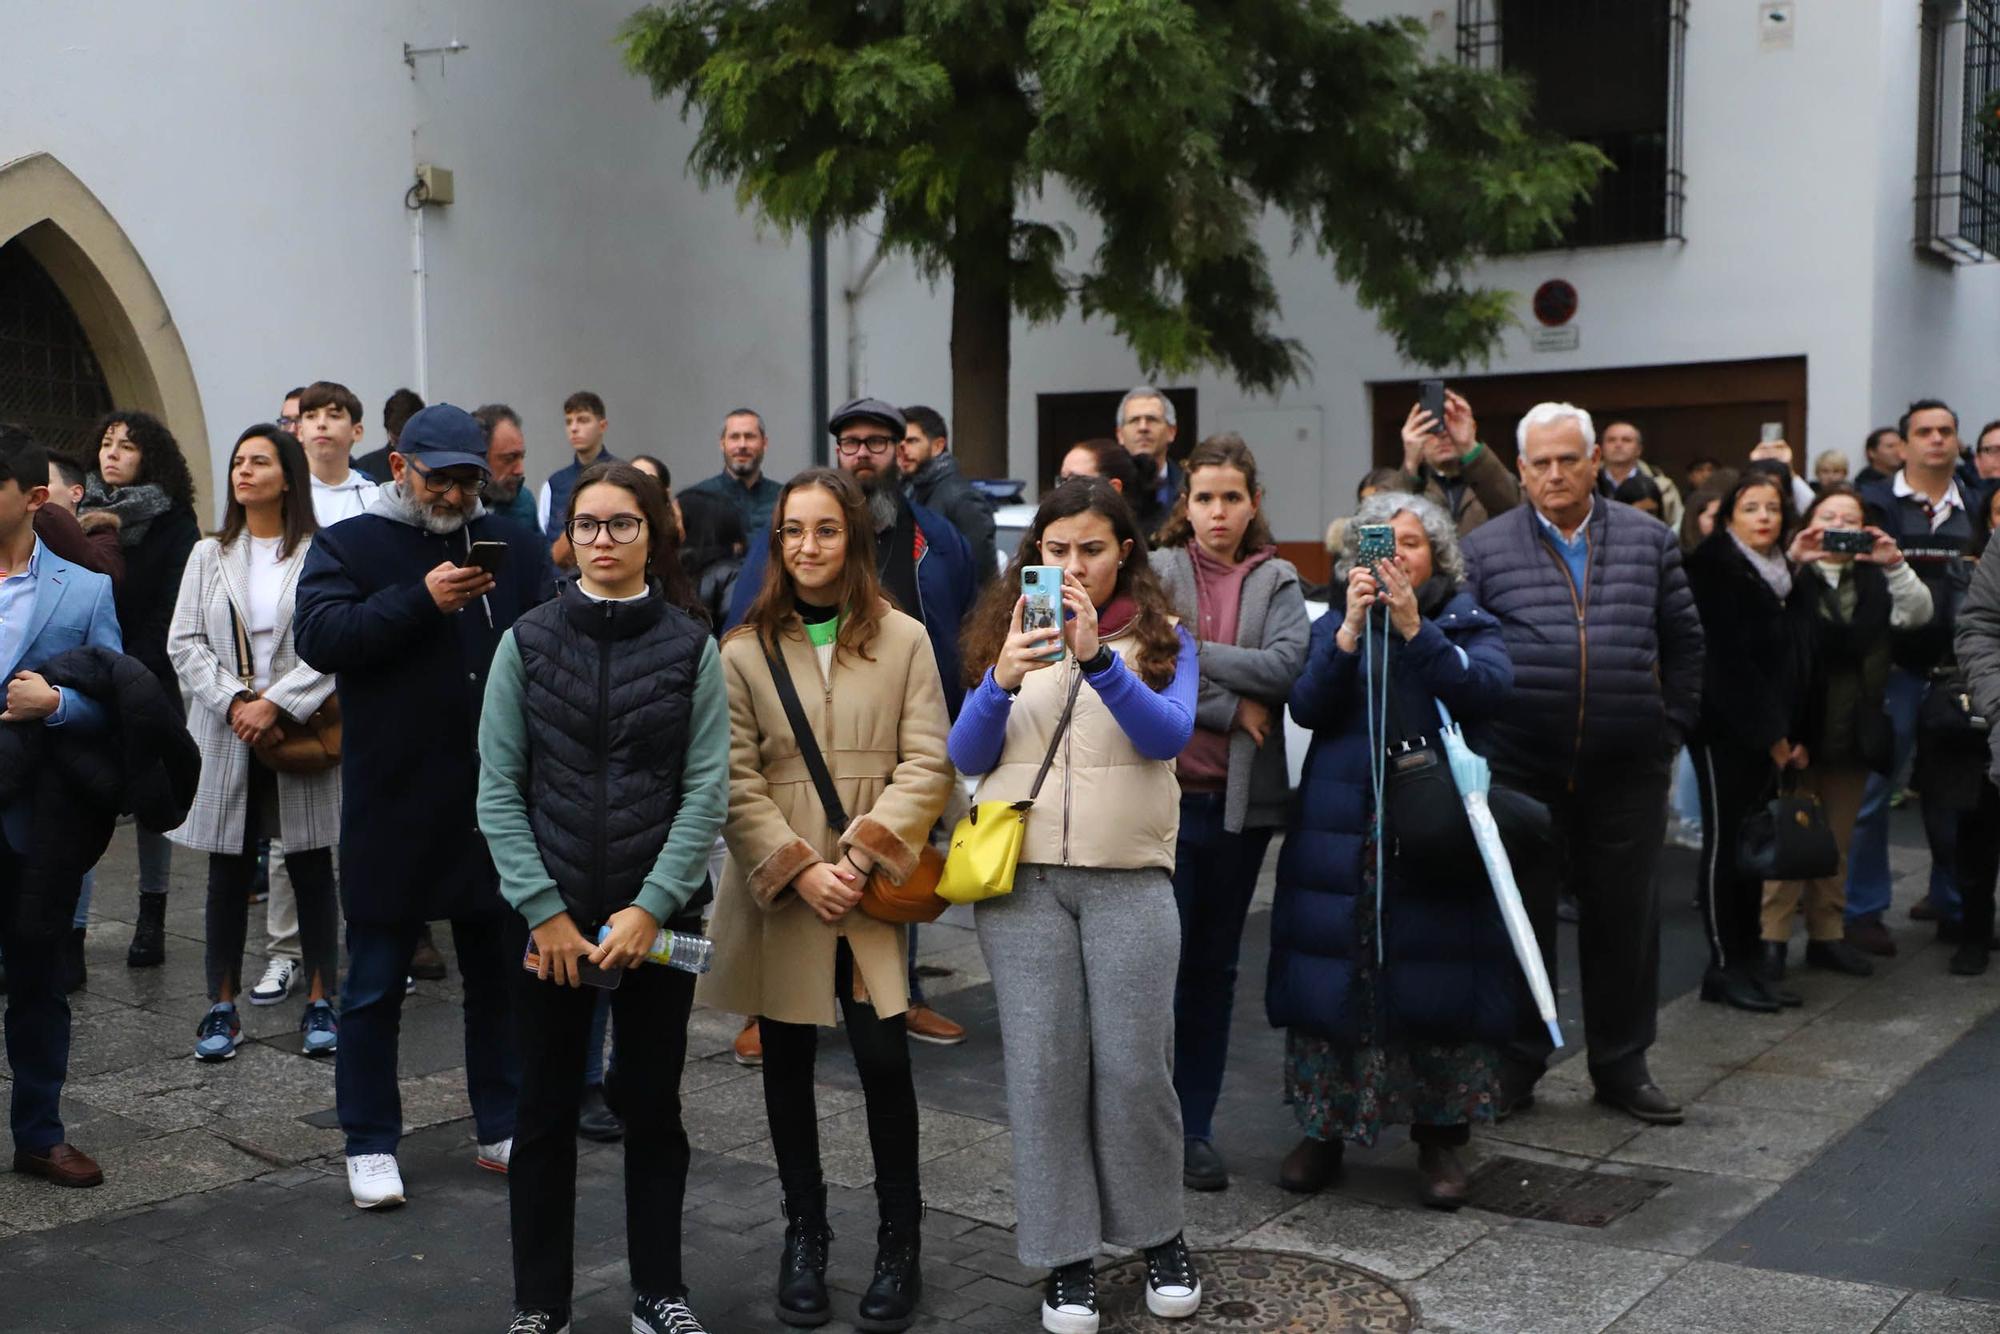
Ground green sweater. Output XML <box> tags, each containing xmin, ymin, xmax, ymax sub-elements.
<box><xmin>477</xmin><ymin>629</ymin><xmax>730</xmax><ymax>930</ymax></box>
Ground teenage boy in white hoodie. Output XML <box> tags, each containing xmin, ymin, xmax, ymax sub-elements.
<box><xmin>297</xmin><ymin>381</ymin><xmax>381</xmax><ymax>528</ymax></box>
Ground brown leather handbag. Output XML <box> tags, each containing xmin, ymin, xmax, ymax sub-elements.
<box><xmin>765</xmin><ymin>649</ymin><xmax>949</xmax><ymax>924</ymax></box>
<box><xmin>231</xmin><ymin>604</ymin><xmax>342</xmax><ymax>775</ymax></box>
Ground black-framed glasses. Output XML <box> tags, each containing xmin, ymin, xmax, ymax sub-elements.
<box><xmin>779</xmin><ymin>522</ymin><xmax>846</xmax><ymax>548</ymax></box>
<box><xmin>276</xmin><ymin>415</ymin><xmax>298</xmax><ymax>432</ymax></box>
<box><xmin>835</xmin><ymin>434</ymin><xmax>895</xmax><ymax>456</ymax></box>
<box><xmin>566</xmin><ymin>514</ymin><xmax>646</xmax><ymax>545</ymax></box>
<box><xmin>408</xmin><ymin>458</ymin><xmax>487</xmax><ymax>495</ymax></box>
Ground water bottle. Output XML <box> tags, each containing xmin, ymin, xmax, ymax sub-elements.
<box><xmin>596</xmin><ymin>926</ymin><xmax>714</xmax><ymax>975</ymax></box>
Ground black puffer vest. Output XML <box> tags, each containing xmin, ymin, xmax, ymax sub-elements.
<box><xmin>513</xmin><ymin>583</ymin><xmax>711</xmax><ymax>927</ymax></box>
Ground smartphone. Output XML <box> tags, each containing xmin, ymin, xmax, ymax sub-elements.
<box><xmin>466</xmin><ymin>540</ymin><xmax>509</xmax><ymax>575</ymax></box>
<box><xmin>1021</xmin><ymin>565</ymin><xmax>1066</xmax><ymax>661</ymax></box>
<box><xmin>1357</xmin><ymin>523</ymin><xmax>1396</xmax><ymax>570</ymax></box>
<box><xmin>1760</xmin><ymin>421</ymin><xmax>1784</xmax><ymax>444</ymax></box>
<box><xmin>522</xmin><ymin>938</ymin><xmax>622</xmax><ymax>990</ymax></box>
<box><xmin>1823</xmin><ymin>528</ymin><xmax>1874</xmax><ymax>555</ymax></box>
<box><xmin>1418</xmin><ymin>379</ymin><xmax>1448</xmax><ymax>434</ymax></box>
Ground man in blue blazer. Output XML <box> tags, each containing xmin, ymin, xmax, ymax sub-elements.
<box><xmin>0</xmin><ymin>426</ymin><xmax>121</xmax><ymax>1189</ymax></box>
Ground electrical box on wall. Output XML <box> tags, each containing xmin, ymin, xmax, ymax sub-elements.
<box><xmin>414</xmin><ymin>164</ymin><xmax>454</xmax><ymax>206</ymax></box>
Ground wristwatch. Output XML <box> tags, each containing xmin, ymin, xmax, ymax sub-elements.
<box><xmin>1080</xmin><ymin>646</ymin><xmax>1116</xmax><ymax>675</ymax></box>
<box><xmin>233</xmin><ymin>688</ymin><xmax>258</xmax><ymax>705</ymax></box>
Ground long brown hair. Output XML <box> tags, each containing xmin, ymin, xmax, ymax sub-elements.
<box><xmin>1152</xmin><ymin>432</ymin><xmax>1275</xmax><ymax>558</ymax></box>
<box><xmin>567</xmin><ymin>461</ymin><xmax>702</xmax><ymax>618</ymax></box>
<box><xmin>726</xmin><ymin>467</ymin><xmax>886</xmax><ymax>661</ymax></box>
<box><xmin>216</xmin><ymin>424</ymin><xmax>318</xmax><ymax>559</ymax></box>
<box><xmin>961</xmin><ymin>478</ymin><xmax>1182</xmax><ymax>689</ymax></box>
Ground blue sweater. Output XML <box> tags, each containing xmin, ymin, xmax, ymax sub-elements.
<box><xmin>949</xmin><ymin>626</ymin><xmax>1198</xmax><ymax>775</ymax></box>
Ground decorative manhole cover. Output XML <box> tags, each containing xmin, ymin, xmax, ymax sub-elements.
<box><xmin>1099</xmin><ymin>1247</ymin><xmax>1412</xmax><ymax>1331</ymax></box>
<box><xmin>1465</xmin><ymin>1154</ymin><xmax>1668</xmax><ymax>1227</ymax></box>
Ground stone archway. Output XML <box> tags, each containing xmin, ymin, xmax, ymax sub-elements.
<box><xmin>0</xmin><ymin>152</ymin><xmax>210</xmax><ymax>510</ymax></box>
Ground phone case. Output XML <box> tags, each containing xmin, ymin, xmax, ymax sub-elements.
<box><xmin>1022</xmin><ymin>566</ymin><xmax>1065</xmax><ymax>660</ymax></box>
<box><xmin>1357</xmin><ymin>525</ymin><xmax>1396</xmax><ymax>567</ymax></box>
<box><xmin>523</xmin><ymin>938</ymin><xmax>623</xmax><ymax>989</ymax></box>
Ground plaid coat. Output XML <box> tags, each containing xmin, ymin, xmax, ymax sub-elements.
<box><xmin>165</xmin><ymin>534</ymin><xmax>339</xmax><ymax>854</ymax></box>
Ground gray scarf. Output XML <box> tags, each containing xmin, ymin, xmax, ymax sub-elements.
<box><xmin>79</xmin><ymin>475</ymin><xmax>173</xmax><ymax>548</ymax></box>
<box><xmin>1730</xmin><ymin>530</ymin><xmax>1792</xmax><ymax>600</ymax></box>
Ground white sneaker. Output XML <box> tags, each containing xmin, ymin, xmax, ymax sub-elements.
<box><xmin>247</xmin><ymin>957</ymin><xmax>298</xmax><ymax>1006</ymax></box>
<box><xmin>346</xmin><ymin>1153</ymin><xmax>405</xmax><ymax>1209</ymax></box>
<box><xmin>476</xmin><ymin>1138</ymin><xmax>513</xmax><ymax>1174</ymax></box>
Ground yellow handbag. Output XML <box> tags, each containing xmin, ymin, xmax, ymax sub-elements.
<box><xmin>938</xmin><ymin>670</ymin><xmax>1084</xmax><ymax>905</ymax></box>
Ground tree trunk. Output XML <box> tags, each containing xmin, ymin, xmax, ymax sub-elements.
<box><xmin>948</xmin><ymin>238</ymin><xmax>1012</xmax><ymax>481</ymax></box>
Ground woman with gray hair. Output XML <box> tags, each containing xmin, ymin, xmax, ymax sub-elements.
<box><xmin>1266</xmin><ymin>491</ymin><xmax>1519</xmax><ymax>1209</ymax></box>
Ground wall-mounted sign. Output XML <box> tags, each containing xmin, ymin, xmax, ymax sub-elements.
<box><xmin>1532</xmin><ymin>279</ymin><xmax>1579</xmax><ymax>327</ymax></box>
<box><xmin>1531</xmin><ymin>326</ymin><xmax>1581</xmax><ymax>353</ymax></box>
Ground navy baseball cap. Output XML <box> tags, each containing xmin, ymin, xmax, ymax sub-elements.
<box><xmin>828</xmin><ymin>397</ymin><xmax>905</xmax><ymax>437</ymax></box>
<box><xmin>396</xmin><ymin>403</ymin><xmax>491</xmax><ymax>474</ymax></box>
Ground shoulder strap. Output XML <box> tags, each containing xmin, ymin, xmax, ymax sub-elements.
<box><xmin>765</xmin><ymin>643</ymin><xmax>851</xmax><ymax>832</ymax></box>
<box><xmin>1026</xmin><ymin>667</ymin><xmax>1087</xmax><ymax>802</ymax></box>
<box><xmin>227</xmin><ymin>601</ymin><xmax>254</xmax><ymax>689</ymax></box>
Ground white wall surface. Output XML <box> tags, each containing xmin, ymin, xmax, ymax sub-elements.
<box><xmin>0</xmin><ymin>1</ymin><xmax>817</xmax><ymax>511</ymax></box>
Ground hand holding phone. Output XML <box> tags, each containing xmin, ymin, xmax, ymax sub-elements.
<box><xmin>1418</xmin><ymin>379</ymin><xmax>1448</xmax><ymax>436</ymax></box>
<box><xmin>465</xmin><ymin>540</ymin><xmax>510</xmax><ymax>576</ymax></box>
<box><xmin>1021</xmin><ymin>565</ymin><xmax>1066</xmax><ymax>662</ymax></box>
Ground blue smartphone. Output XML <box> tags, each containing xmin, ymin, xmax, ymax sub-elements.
<box><xmin>1021</xmin><ymin>565</ymin><xmax>1066</xmax><ymax>661</ymax></box>
<box><xmin>1357</xmin><ymin>523</ymin><xmax>1396</xmax><ymax>570</ymax></box>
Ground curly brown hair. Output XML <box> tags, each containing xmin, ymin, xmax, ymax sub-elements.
<box><xmin>726</xmin><ymin>467</ymin><xmax>887</xmax><ymax>661</ymax></box>
<box><xmin>960</xmin><ymin>478</ymin><xmax>1182</xmax><ymax>689</ymax></box>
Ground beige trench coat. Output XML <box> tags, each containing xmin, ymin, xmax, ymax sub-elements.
<box><xmin>699</xmin><ymin>606</ymin><xmax>954</xmax><ymax>1027</ymax></box>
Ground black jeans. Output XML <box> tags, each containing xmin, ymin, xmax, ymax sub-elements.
<box><xmin>1690</xmin><ymin>739</ymin><xmax>1773</xmax><ymax>974</ymax></box>
<box><xmin>204</xmin><ymin>764</ymin><xmax>339</xmax><ymax>1002</ymax></box>
<box><xmin>1956</xmin><ymin>780</ymin><xmax>2000</xmax><ymax>948</ymax></box>
<box><xmin>0</xmin><ymin>838</ymin><xmax>72</xmax><ymax>1152</ymax></box>
<box><xmin>1498</xmin><ymin>758</ymin><xmax>1670</xmax><ymax>1089</ymax></box>
<box><xmin>511</xmin><ymin>955</ymin><xmax>696</xmax><ymax>1311</ymax></box>
<box><xmin>759</xmin><ymin>940</ymin><xmax>919</xmax><ymax>1201</ymax></box>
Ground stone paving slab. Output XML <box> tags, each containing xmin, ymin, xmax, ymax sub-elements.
<box><xmin>1407</xmin><ymin>1232</ymin><xmax>1685</xmax><ymax>1334</ymax></box>
<box><xmin>1605</xmin><ymin>1260</ymin><xmax>1901</xmax><ymax>1334</ymax></box>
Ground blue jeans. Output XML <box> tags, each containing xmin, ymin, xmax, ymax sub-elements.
<box><xmin>906</xmin><ymin>924</ymin><xmax>927</xmax><ymax>1005</ymax></box>
<box><xmin>1847</xmin><ymin>668</ymin><xmax>1959</xmax><ymax>923</ymax></box>
<box><xmin>1671</xmin><ymin>749</ymin><xmax>1702</xmax><ymax>829</ymax></box>
<box><xmin>1169</xmin><ymin>793</ymin><xmax>1276</xmax><ymax>1143</ymax></box>
<box><xmin>73</xmin><ymin>869</ymin><xmax>93</xmax><ymax>930</ymax></box>
<box><xmin>0</xmin><ymin>839</ymin><xmax>72</xmax><ymax>1153</ymax></box>
<box><xmin>336</xmin><ymin>914</ymin><xmax>523</xmax><ymax>1156</ymax></box>
<box><xmin>136</xmin><ymin>823</ymin><xmax>171</xmax><ymax>897</ymax></box>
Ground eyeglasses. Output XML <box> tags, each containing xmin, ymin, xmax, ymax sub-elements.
<box><xmin>835</xmin><ymin>435</ymin><xmax>895</xmax><ymax>456</ymax></box>
<box><xmin>276</xmin><ymin>415</ymin><xmax>297</xmax><ymax>432</ymax></box>
<box><xmin>566</xmin><ymin>514</ymin><xmax>645</xmax><ymax>545</ymax></box>
<box><xmin>407</xmin><ymin>459</ymin><xmax>487</xmax><ymax>495</ymax></box>
<box><xmin>779</xmin><ymin>522</ymin><xmax>846</xmax><ymax>548</ymax></box>
<box><xmin>1978</xmin><ymin>444</ymin><xmax>2000</xmax><ymax>458</ymax></box>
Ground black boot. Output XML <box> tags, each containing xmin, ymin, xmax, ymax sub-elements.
<box><xmin>127</xmin><ymin>894</ymin><xmax>166</xmax><ymax>968</ymax></box>
<box><xmin>775</xmin><ymin>1185</ymin><xmax>833</xmax><ymax>1328</ymax></box>
<box><xmin>63</xmin><ymin>927</ymin><xmax>86</xmax><ymax>995</ymax></box>
<box><xmin>1752</xmin><ymin>943</ymin><xmax>1802</xmax><ymax>1007</ymax></box>
<box><xmin>856</xmin><ymin>1189</ymin><xmax>923</xmax><ymax>1333</ymax></box>
<box><xmin>1700</xmin><ymin>964</ymin><xmax>1779</xmax><ymax>1013</ymax></box>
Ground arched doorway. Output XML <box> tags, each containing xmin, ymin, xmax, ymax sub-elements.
<box><xmin>0</xmin><ymin>152</ymin><xmax>209</xmax><ymax>508</ymax></box>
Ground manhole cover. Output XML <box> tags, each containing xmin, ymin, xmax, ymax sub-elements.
<box><xmin>1465</xmin><ymin>1154</ymin><xmax>1668</xmax><ymax>1227</ymax></box>
<box><xmin>1099</xmin><ymin>1247</ymin><xmax>1412</xmax><ymax>1331</ymax></box>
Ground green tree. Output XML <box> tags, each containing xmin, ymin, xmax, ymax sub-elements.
<box><xmin>621</xmin><ymin>0</ymin><xmax>1603</xmax><ymax>476</ymax></box>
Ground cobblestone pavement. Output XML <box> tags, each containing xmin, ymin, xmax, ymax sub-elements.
<box><xmin>2</xmin><ymin>821</ymin><xmax>1999</xmax><ymax>1332</ymax></box>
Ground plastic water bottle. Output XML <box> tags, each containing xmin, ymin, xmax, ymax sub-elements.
<box><xmin>596</xmin><ymin>926</ymin><xmax>714</xmax><ymax>974</ymax></box>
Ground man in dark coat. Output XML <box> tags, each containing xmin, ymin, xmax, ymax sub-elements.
<box><xmin>295</xmin><ymin>403</ymin><xmax>556</xmax><ymax>1209</ymax></box>
<box><xmin>897</xmin><ymin>405</ymin><xmax>997</xmax><ymax>581</ymax></box>
<box><xmin>1461</xmin><ymin>401</ymin><xmax>1705</xmax><ymax>1127</ymax></box>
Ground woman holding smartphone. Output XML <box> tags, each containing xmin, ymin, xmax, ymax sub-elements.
<box><xmin>953</xmin><ymin>478</ymin><xmax>1200</xmax><ymax>1334</ymax></box>
<box><xmin>478</xmin><ymin>462</ymin><xmax>730</xmax><ymax>1334</ymax></box>
<box><xmin>701</xmin><ymin>468</ymin><xmax>953</xmax><ymax>1333</ymax></box>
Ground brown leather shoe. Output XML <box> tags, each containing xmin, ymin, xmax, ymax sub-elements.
<box><xmin>733</xmin><ymin>1017</ymin><xmax>763</xmax><ymax>1067</ymax></box>
<box><xmin>408</xmin><ymin>929</ymin><xmax>448</xmax><ymax>981</ymax></box>
<box><xmin>1417</xmin><ymin>1144</ymin><xmax>1468</xmax><ymax>1211</ymax></box>
<box><xmin>904</xmin><ymin>1003</ymin><xmax>967</xmax><ymax>1046</ymax></box>
<box><xmin>1911</xmin><ymin>899</ymin><xmax>1940</xmax><ymax>923</ymax></box>
<box><xmin>1278</xmin><ymin>1136</ymin><xmax>1343</xmax><ymax>1194</ymax></box>
<box><xmin>14</xmin><ymin>1143</ymin><xmax>103</xmax><ymax>1188</ymax></box>
<box><xmin>1845</xmin><ymin>916</ymin><xmax>1898</xmax><ymax>958</ymax></box>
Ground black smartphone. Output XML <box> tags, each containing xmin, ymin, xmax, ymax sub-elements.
<box><xmin>1823</xmin><ymin>528</ymin><xmax>1875</xmax><ymax>555</ymax></box>
<box><xmin>466</xmin><ymin>540</ymin><xmax>509</xmax><ymax>575</ymax></box>
<box><xmin>522</xmin><ymin>939</ymin><xmax>622</xmax><ymax>990</ymax></box>
<box><xmin>1417</xmin><ymin>379</ymin><xmax>1447</xmax><ymax>434</ymax></box>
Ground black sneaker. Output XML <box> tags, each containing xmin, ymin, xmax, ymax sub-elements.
<box><xmin>578</xmin><ymin>1083</ymin><xmax>624</xmax><ymax>1143</ymax></box>
<box><xmin>633</xmin><ymin>1292</ymin><xmax>708</xmax><ymax>1333</ymax></box>
<box><xmin>1143</xmin><ymin>1232</ymin><xmax>1201</xmax><ymax>1319</ymax></box>
<box><xmin>505</xmin><ymin>1310</ymin><xmax>568</xmax><ymax>1334</ymax></box>
<box><xmin>1042</xmin><ymin>1261</ymin><xmax>1098</xmax><ymax>1334</ymax></box>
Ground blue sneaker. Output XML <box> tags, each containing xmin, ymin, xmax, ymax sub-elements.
<box><xmin>300</xmin><ymin>999</ymin><xmax>339</xmax><ymax>1057</ymax></box>
<box><xmin>194</xmin><ymin>1002</ymin><xmax>241</xmax><ymax>1062</ymax></box>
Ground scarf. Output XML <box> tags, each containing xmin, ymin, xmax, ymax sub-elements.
<box><xmin>1097</xmin><ymin>592</ymin><xmax>1139</xmax><ymax>638</ymax></box>
<box><xmin>1730</xmin><ymin>531</ymin><xmax>1792</xmax><ymax>600</ymax></box>
<box><xmin>79</xmin><ymin>475</ymin><xmax>173</xmax><ymax>548</ymax></box>
<box><xmin>366</xmin><ymin>478</ymin><xmax>488</xmax><ymax>534</ymax></box>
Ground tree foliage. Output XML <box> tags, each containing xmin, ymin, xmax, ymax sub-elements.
<box><xmin>621</xmin><ymin>0</ymin><xmax>1604</xmax><ymax>388</ymax></box>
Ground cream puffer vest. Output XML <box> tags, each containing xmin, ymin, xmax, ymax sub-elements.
<box><xmin>971</xmin><ymin>625</ymin><xmax>1181</xmax><ymax>870</ymax></box>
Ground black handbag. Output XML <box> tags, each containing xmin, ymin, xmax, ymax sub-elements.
<box><xmin>1737</xmin><ymin>770</ymin><xmax>1839</xmax><ymax>881</ymax></box>
<box><xmin>1915</xmin><ymin>667</ymin><xmax>1993</xmax><ymax>811</ymax></box>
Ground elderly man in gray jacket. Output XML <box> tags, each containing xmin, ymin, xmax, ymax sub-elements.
<box><xmin>1150</xmin><ymin>445</ymin><xmax>1312</xmax><ymax>1191</ymax></box>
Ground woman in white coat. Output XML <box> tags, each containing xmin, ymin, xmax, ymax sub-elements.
<box><xmin>168</xmin><ymin>424</ymin><xmax>341</xmax><ymax>1062</ymax></box>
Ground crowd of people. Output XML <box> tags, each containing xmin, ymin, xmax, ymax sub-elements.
<box><xmin>2</xmin><ymin>375</ymin><xmax>1997</xmax><ymax>1334</ymax></box>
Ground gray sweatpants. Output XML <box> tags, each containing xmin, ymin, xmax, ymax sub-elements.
<box><xmin>976</xmin><ymin>864</ymin><xmax>1184</xmax><ymax>1268</ymax></box>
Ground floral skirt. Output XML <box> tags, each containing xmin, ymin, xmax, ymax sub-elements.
<box><xmin>1284</xmin><ymin>836</ymin><xmax>1502</xmax><ymax>1148</ymax></box>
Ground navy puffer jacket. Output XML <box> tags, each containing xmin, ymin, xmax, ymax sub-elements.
<box><xmin>1460</xmin><ymin>501</ymin><xmax>1704</xmax><ymax>784</ymax></box>
<box><xmin>1266</xmin><ymin>589</ymin><xmax>1518</xmax><ymax>1044</ymax></box>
